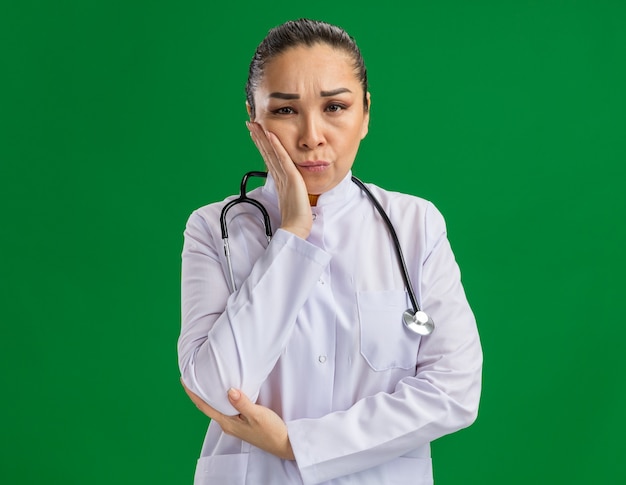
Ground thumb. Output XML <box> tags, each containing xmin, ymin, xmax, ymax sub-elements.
<box><xmin>227</xmin><ymin>388</ymin><xmax>252</xmax><ymax>413</ymax></box>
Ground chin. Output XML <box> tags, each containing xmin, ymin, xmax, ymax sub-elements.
<box><xmin>301</xmin><ymin>175</ymin><xmax>327</xmax><ymax>194</ymax></box>
<box><xmin>305</xmin><ymin>180</ymin><xmax>331</xmax><ymax>195</ymax></box>
<box><xmin>304</xmin><ymin>170</ymin><xmax>347</xmax><ymax>193</ymax></box>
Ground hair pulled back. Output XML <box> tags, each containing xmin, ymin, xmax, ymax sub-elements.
<box><xmin>246</xmin><ymin>19</ymin><xmax>368</xmax><ymax>117</ymax></box>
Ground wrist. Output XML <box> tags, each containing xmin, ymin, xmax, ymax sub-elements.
<box><xmin>280</xmin><ymin>225</ymin><xmax>310</xmax><ymax>240</ymax></box>
<box><xmin>282</xmin><ymin>437</ymin><xmax>295</xmax><ymax>461</ymax></box>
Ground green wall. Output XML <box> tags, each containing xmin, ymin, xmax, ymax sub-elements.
<box><xmin>2</xmin><ymin>1</ymin><xmax>624</xmax><ymax>483</ymax></box>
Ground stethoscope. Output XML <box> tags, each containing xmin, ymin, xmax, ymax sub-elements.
<box><xmin>220</xmin><ymin>171</ymin><xmax>435</xmax><ymax>336</ymax></box>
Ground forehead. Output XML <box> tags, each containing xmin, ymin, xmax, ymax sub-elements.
<box><xmin>259</xmin><ymin>43</ymin><xmax>360</xmax><ymax>92</ymax></box>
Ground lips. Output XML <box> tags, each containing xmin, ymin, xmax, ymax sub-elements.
<box><xmin>297</xmin><ymin>160</ymin><xmax>330</xmax><ymax>168</ymax></box>
<box><xmin>296</xmin><ymin>160</ymin><xmax>330</xmax><ymax>173</ymax></box>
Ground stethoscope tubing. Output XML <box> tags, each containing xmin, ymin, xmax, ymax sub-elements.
<box><xmin>219</xmin><ymin>171</ymin><xmax>434</xmax><ymax>335</ymax></box>
<box><xmin>220</xmin><ymin>171</ymin><xmax>272</xmax><ymax>241</ymax></box>
<box><xmin>350</xmin><ymin>176</ymin><xmax>422</xmax><ymax>315</ymax></box>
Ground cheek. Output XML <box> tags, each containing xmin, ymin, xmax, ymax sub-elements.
<box><xmin>264</xmin><ymin>121</ymin><xmax>302</xmax><ymax>151</ymax></box>
<box><xmin>257</xmin><ymin>118</ymin><xmax>291</xmax><ymax>139</ymax></box>
<box><xmin>257</xmin><ymin>121</ymin><xmax>301</xmax><ymax>159</ymax></box>
<box><xmin>339</xmin><ymin>121</ymin><xmax>366</xmax><ymax>148</ymax></box>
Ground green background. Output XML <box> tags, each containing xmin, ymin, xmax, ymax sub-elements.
<box><xmin>2</xmin><ymin>0</ymin><xmax>625</xmax><ymax>483</ymax></box>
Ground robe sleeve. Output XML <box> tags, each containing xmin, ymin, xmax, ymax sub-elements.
<box><xmin>286</xmin><ymin>202</ymin><xmax>482</xmax><ymax>484</ymax></box>
<box><xmin>178</xmin><ymin>211</ymin><xmax>331</xmax><ymax>415</ymax></box>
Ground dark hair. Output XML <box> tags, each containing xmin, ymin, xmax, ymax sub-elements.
<box><xmin>246</xmin><ymin>18</ymin><xmax>368</xmax><ymax>118</ymax></box>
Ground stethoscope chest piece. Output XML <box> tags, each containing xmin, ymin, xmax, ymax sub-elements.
<box><xmin>403</xmin><ymin>310</ymin><xmax>435</xmax><ymax>336</ymax></box>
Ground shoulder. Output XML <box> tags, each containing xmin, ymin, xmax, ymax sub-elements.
<box><xmin>189</xmin><ymin>185</ymin><xmax>268</xmax><ymax>222</ymax></box>
<box><xmin>182</xmin><ymin>193</ymin><xmax>237</xmax><ymax>243</ymax></box>
<box><xmin>183</xmin><ymin>186</ymin><xmax>269</xmax><ymax>240</ymax></box>
<box><xmin>356</xmin><ymin>181</ymin><xmax>448</xmax><ymax>249</ymax></box>
<box><xmin>359</xmin><ymin>182</ymin><xmax>445</xmax><ymax>225</ymax></box>
<box><xmin>359</xmin><ymin>182</ymin><xmax>428</xmax><ymax>207</ymax></box>
<box><xmin>185</xmin><ymin>187</ymin><xmax>254</xmax><ymax>226</ymax></box>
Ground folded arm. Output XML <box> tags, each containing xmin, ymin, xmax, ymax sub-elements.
<box><xmin>178</xmin><ymin>215</ymin><xmax>330</xmax><ymax>415</ymax></box>
<box><xmin>286</xmin><ymin>205</ymin><xmax>482</xmax><ymax>484</ymax></box>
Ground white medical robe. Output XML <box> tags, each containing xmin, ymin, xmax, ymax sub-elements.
<box><xmin>178</xmin><ymin>171</ymin><xmax>482</xmax><ymax>484</ymax></box>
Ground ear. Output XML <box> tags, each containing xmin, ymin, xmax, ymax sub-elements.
<box><xmin>360</xmin><ymin>92</ymin><xmax>371</xmax><ymax>139</ymax></box>
<box><xmin>246</xmin><ymin>101</ymin><xmax>254</xmax><ymax>121</ymax></box>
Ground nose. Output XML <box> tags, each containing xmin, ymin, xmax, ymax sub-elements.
<box><xmin>298</xmin><ymin>114</ymin><xmax>326</xmax><ymax>149</ymax></box>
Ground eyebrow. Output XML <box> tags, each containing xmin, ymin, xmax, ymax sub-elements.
<box><xmin>320</xmin><ymin>88</ymin><xmax>352</xmax><ymax>97</ymax></box>
<box><xmin>268</xmin><ymin>88</ymin><xmax>353</xmax><ymax>100</ymax></box>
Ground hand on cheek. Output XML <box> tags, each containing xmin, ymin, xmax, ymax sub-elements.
<box><xmin>246</xmin><ymin>121</ymin><xmax>312</xmax><ymax>239</ymax></box>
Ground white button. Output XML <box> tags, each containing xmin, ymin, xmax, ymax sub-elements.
<box><xmin>318</xmin><ymin>355</ymin><xmax>327</xmax><ymax>363</ymax></box>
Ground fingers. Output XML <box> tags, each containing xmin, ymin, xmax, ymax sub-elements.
<box><xmin>222</xmin><ymin>389</ymin><xmax>295</xmax><ymax>460</ymax></box>
<box><xmin>246</xmin><ymin>121</ymin><xmax>295</xmax><ymax>182</ymax></box>
<box><xmin>246</xmin><ymin>121</ymin><xmax>312</xmax><ymax>238</ymax></box>
<box><xmin>246</xmin><ymin>121</ymin><xmax>273</xmax><ymax>167</ymax></box>
<box><xmin>227</xmin><ymin>387</ymin><xmax>254</xmax><ymax>417</ymax></box>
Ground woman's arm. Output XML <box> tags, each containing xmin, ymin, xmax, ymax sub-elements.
<box><xmin>178</xmin><ymin>218</ymin><xmax>330</xmax><ymax>415</ymax></box>
<box><xmin>285</xmin><ymin>205</ymin><xmax>482</xmax><ymax>484</ymax></box>
<box><xmin>181</xmin><ymin>379</ymin><xmax>295</xmax><ymax>460</ymax></box>
<box><xmin>179</xmin><ymin>123</ymin><xmax>327</xmax><ymax>416</ymax></box>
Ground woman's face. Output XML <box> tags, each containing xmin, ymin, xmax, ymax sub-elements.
<box><xmin>250</xmin><ymin>43</ymin><xmax>370</xmax><ymax>195</ymax></box>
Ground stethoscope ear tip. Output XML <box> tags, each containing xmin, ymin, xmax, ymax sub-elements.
<box><xmin>403</xmin><ymin>310</ymin><xmax>435</xmax><ymax>336</ymax></box>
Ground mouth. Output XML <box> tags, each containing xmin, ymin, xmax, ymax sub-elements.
<box><xmin>296</xmin><ymin>160</ymin><xmax>330</xmax><ymax>173</ymax></box>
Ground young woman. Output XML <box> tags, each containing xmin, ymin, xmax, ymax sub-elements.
<box><xmin>178</xmin><ymin>18</ymin><xmax>482</xmax><ymax>484</ymax></box>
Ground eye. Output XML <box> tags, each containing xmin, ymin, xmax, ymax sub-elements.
<box><xmin>272</xmin><ymin>107</ymin><xmax>296</xmax><ymax>115</ymax></box>
<box><xmin>325</xmin><ymin>103</ymin><xmax>346</xmax><ymax>113</ymax></box>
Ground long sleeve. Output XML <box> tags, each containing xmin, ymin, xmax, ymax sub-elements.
<box><xmin>178</xmin><ymin>209</ymin><xmax>331</xmax><ymax>415</ymax></box>
<box><xmin>286</xmin><ymin>201</ymin><xmax>482</xmax><ymax>484</ymax></box>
